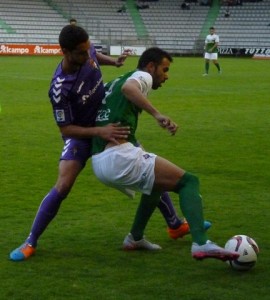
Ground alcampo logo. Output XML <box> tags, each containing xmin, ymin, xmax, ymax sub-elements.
<box><xmin>0</xmin><ymin>44</ymin><xmax>29</xmax><ymax>54</ymax></box>
<box><xmin>34</xmin><ymin>45</ymin><xmax>61</xmax><ymax>55</ymax></box>
<box><xmin>0</xmin><ymin>44</ymin><xmax>63</xmax><ymax>56</ymax></box>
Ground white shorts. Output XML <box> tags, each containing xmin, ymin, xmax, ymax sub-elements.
<box><xmin>92</xmin><ymin>143</ymin><xmax>157</xmax><ymax>198</ymax></box>
<box><xmin>204</xmin><ymin>52</ymin><xmax>218</xmax><ymax>60</ymax></box>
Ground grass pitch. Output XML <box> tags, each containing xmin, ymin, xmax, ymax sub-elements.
<box><xmin>0</xmin><ymin>55</ymin><xmax>270</xmax><ymax>300</ymax></box>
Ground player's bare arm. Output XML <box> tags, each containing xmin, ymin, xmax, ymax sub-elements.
<box><xmin>59</xmin><ymin>123</ymin><xmax>130</xmax><ymax>141</ymax></box>
<box><xmin>121</xmin><ymin>79</ymin><xmax>178</xmax><ymax>135</ymax></box>
<box><xmin>96</xmin><ymin>49</ymin><xmax>132</xmax><ymax>67</ymax></box>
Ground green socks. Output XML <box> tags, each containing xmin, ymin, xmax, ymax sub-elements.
<box><xmin>215</xmin><ymin>63</ymin><xmax>221</xmax><ymax>71</ymax></box>
<box><xmin>205</xmin><ymin>62</ymin><xmax>221</xmax><ymax>73</ymax></box>
<box><xmin>130</xmin><ymin>192</ymin><xmax>160</xmax><ymax>241</ymax></box>
<box><xmin>129</xmin><ymin>172</ymin><xmax>208</xmax><ymax>245</ymax></box>
<box><xmin>176</xmin><ymin>172</ymin><xmax>208</xmax><ymax>245</ymax></box>
<box><xmin>205</xmin><ymin>62</ymin><xmax>209</xmax><ymax>74</ymax></box>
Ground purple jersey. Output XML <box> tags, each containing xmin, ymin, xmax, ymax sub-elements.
<box><xmin>48</xmin><ymin>44</ymin><xmax>105</xmax><ymax>128</ymax></box>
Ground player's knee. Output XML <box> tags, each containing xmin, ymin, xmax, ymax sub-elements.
<box><xmin>174</xmin><ymin>172</ymin><xmax>200</xmax><ymax>192</ymax></box>
<box><xmin>183</xmin><ymin>172</ymin><xmax>199</xmax><ymax>187</ymax></box>
<box><xmin>55</xmin><ymin>182</ymin><xmax>72</xmax><ymax>198</ymax></box>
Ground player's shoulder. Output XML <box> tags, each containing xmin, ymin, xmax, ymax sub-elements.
<box><xmin>129</xmin><ymin>70</ymin><xmax>152</xmax><ymax>82</ymax></box>
<box><xmin>127</xmin><ymin>70</ymin><xmax>152</xmax><ymax>94</ymax></box>
<box><xmin>50</xmin><ymin>73</ymin><xmax>70</xmax><ymax>92</ymax></box>
<box><xmin>49</xmin><ymin>69</ymin><xmax>74</xmax><ymax>102</ymax></box>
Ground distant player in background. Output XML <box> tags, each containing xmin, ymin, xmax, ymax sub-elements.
<box><xmin>203</xmin><ymin>27</ymin><xmax>221</xmax><ymax>76</ymax></box>
<box><xmin>69</xmin><ymin>18</ymin><xmax>77</xmax><ymax>26</ymax></box>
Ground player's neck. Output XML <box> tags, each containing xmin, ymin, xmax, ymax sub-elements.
<box><xmin>61</xmin><ymin>58</ymin><xmax>80</xmax><ymax>74</ymax></box>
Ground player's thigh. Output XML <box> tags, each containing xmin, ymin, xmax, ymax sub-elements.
<box><xmin>56</xmin><ymin>160</ymin><xmax>84</xmax><ymax>193</ymax></box>
<box><xmin>211</xmin><ymin>53</ymin><xmax>218</xmax><ymax>61</ymax></box>
<box><xmin>153</xmin><ymin>156</ymin><xmax>185</xmax><ymax>191</ymax></box>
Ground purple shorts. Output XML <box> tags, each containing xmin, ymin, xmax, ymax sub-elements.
<box><xmin>60</xmin><ymin>137</ymin><xmax>92</xmax><ymax>167</ymax></box>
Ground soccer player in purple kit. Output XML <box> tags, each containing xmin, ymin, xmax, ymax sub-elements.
<box><xmin>10</xmin><ymin>25</ymin><xmax>129</xmax><ymax>261</ymax></box>
<box><xmin>10</xmin><ymin>25</ymin><xmax>210</xmax><ymax>261</ymax></box>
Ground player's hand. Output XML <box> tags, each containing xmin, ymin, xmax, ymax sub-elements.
<box><xmin>155</xmin><ymin>114</ymin><xmax>179</xmax><ymax>135</ymax></box>
<box><xmin>98</xmin><ymin>122</ymin><xmax>130</xmax><ymax>143</ymax></box>
<box><xmin>115</xmin><ymin>49</ymin><xmax>132</xmax><ymax>67</ymax></box>
<box><xmin>162</xmin><ymin>119</ymin><xmax>178</xmax><ymax>135</ymax></box>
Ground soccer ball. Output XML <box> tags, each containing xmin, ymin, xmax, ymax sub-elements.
<box><xmin>224</xmin><ymin>235</ymin><xmax>259</xmax><ymax>271</ymax></box>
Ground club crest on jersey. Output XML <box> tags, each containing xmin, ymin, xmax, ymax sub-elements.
<box><xmin>55</xmin><ymin>109</ymin><xmax>65</xmax><ymax>122</ymax></box>
<box><xmin>89</xmin><ymin>58</ymin><xmax>98</xmax><ymax>69</ymax></box>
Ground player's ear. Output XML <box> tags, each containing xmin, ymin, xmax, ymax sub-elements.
<box><xmin>61</xmin><ymin>48</ymin><xmax>68</xmax><ymax>55</ymax></box>
<box><xmin>146</xmin><ymin>61</ymin><xmax>156</xmax><ymax>74</ymax></box>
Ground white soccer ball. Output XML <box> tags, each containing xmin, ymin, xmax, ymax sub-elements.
<box><xmin>224</xmin><ymin>235</ymin><xmax>259</xmax><ymax>271</ymax></box>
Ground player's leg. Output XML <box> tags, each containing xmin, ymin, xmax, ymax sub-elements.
<box><xmin>134</xmin><ymin>142</ymin><xmax>206</xmax><ymax>238</ymax></box>
<box><xmin>154</xmin><ymin>156</ymin><xmax>239</xmax><ymax>261</ymax></box>
<box><xmin>212</xmin><ymin>54</ymin><xmax>221</xmax><ymax>73</ymax></box>
<box><xmin>158</xmin><ymin>192</ymin><xmax>212</xmax><ymax>239</ymax></box>
<box><xmin>123</xmin><ymin>192</ymin><xmax>162</xmax><ymax>250</ymax></box>
<box><xmin>203</xmin><ymin>53</ymin><xmax>210</xmax><ymax>75</ymax></box>
<box><xmin>92</xmin><ymin>144</ymin><xmax>162</xmax><ymax>251</ymax></box>
<box><xmin>9</xmin><ymin>139</ymin><xmax>90</xmax><ymax>261</ymax></box>
<box><xmin>9</xmin><ymin>160</ymin><xmax>83</xmax><ymax>261</ymax></box>
<box><xmin>158</xmin><ymin>192</ymin><xmax>182</xmax><ymax>229</ymax></box>
<box><xmin>153</xmin><ymin>156</ymin><xmax>207</xmax><ymax>242</ymax></box>
<box><xmin>205</xmin><ymin>59</ymin><xmax>210</xmax><ymax>75</ymax></box>
<box><xmin>213</xmin><ymin>60</ymin><xmax>221</xmax><ymax>73</ymax></box>
<box><xmin>27</xmin><ymin>159</ymin><xmax>83</xmax><ymax>247</ymax></box>
<box><xmin>122</xmin><ymin>155</ymin><xmax>201</xmax><ymax>251</ymax></box>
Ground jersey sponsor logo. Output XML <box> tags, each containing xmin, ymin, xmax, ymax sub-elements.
<box><xmin>96</xmin><ymin>109</ymin><xmax>110</xmax><ymax>121</ymax></box>
<box><xmin>82</xmin><ymin>94</ymin><xmax>90</xmax><ymax>104</ymax></box>
<box><xmin>81</xmin><ymin>77</ymin><xmax>103</xmax><ymax>104</ymax></box>
<box><xmin>77</xmin><ymin>81</ymin><xmax>85</xmax><ymax>93</ymax></box>
<box><xmin>55</xmin><ymin>109</ymin><xmax>65</xmax><ymax>122</ymax></box>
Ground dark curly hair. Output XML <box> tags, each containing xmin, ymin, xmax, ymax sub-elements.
<box><xmin>59</xmin><ymin>25</ymin><xmax>89</xmax><ymax>51</ymax></box>
<box><xmin>137</xmin><ymin>47</ymin><xmax>173</xmax><ymax>69</ymax></box>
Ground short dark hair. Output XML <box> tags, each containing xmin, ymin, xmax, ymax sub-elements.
<box><xmin>137</xmin><ymin>47</ymin><xmax>173</xmax><ymax>69</ymax></box>
<box><xmin>209</xmin><ymin>26</ymin><xmax>215</xmax><ymax>30</ymax></box>
<box><xmin>59</xmin><ymin>25</ymin><xmax>89</xmax><ymax>51</ymax></box>
<box><xmin>69</xmin><ymin>18</ymin><xmax>77</xmax><ymax>24</ymax></box>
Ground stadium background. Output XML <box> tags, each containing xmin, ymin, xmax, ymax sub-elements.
<box><xmin>1</xmin><ymin>2</ymin><xmax>270</xmax><ymax>300</ymax></box>
<box><xmin>0</xmin><ymin>0</ymin><xmax>270</xmax><ymax>58</ymax></box>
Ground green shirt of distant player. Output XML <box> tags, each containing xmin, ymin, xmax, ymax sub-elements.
<box><xmin>205</xmin><ymin>33</ymin><xmax>219</xmax><ymax>53</ymax></box>
<box><xmin>92</xmin><ymin>70</ymin><xmax>152</xmax><ymax>154</ymax></box>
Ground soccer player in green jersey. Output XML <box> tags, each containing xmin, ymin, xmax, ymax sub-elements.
<box><xmin>203</xmin><ymin>27</ymin><xmax>221</xmax><ymax>76</ymax></box>
<box><xmin>91</xmin><ymin>47</ymin><xmax>239</xmax><ymax>261</ymax></box>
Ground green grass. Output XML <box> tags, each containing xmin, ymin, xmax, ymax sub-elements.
<box><xmin>0</xmin><ymin>55</ymin><xmax>270</xmax><ymax>300</ymax></box>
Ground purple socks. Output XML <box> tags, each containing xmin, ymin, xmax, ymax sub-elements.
<box><xmin>26</xmin><ymin>188</ymin><xmax>66</xmax><ymax>246</ymax></box>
